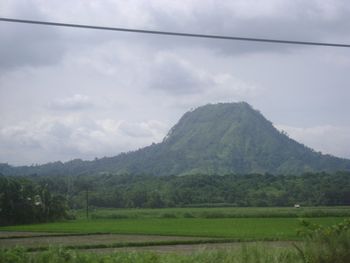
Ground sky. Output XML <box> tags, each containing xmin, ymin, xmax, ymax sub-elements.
<box><xmin>1</xmin><ymin>0</ymin><xmax>350</xmax><ymax>166</ymax></box>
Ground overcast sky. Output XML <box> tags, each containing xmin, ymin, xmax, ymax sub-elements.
<box><xmin>1</xmin><ymin>0</ymin><xmax>350</xmax><ymax>165</ymax></box>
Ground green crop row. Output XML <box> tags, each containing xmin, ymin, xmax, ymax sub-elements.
<box><xmin>1</xmin><ymin>217</ymin><xmax>345</xmax><ymax>240</ymax></box>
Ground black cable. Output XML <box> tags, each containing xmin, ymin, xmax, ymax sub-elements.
<box><xmin>1</xmin><ymin>17</ymin><xmax>350</xmax><ymax>48</ymax></box>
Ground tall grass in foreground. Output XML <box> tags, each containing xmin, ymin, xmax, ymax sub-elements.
<box><xmin>0</xmin><ymin>246</ymin><xmax>302</xmax><ymax>263</ymax></box>
<box><xmin>0</xmin><ymin>220</ymin><xmax>349</xmax><ymax>263</ymax></box>
<box><xmin>294</xmin><ymin>219</ymin><xmax>350</xmax><ymax>263</ymax></box>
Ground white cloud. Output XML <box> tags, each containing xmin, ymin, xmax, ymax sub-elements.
<box><xmin>48</xmin><ymin>94</ymin><xmax>93</xmax><ymax>111</ymax></box>
<box><xmin>0</xmin><ymin>116</ymin><xmax>168</xmax><ymax>165</ymax></box>
<box><xmin>119</xmin><ymin>120</ymin><xmax>166</xmax><ymax>138</ymax></box>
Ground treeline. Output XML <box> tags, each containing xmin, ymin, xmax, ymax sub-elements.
<box><xmin>0</xmin><ymin>176</ymin><xmax>68</xmax><ymax>225</ymax></box>
<box><xmin>16</xmin><ymin>171</ymin><xmax>350</xmax><ymax>209</ymax></box>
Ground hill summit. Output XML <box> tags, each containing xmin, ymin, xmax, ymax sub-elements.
<box><xmin>1</xmin><ymin>102</ymin><xmax>350</xmax><ymax>176</ymax></box>
<box><xmin>108</xmin><ymin>102</ymin><xmax>350</xmax><ymax>175</ymax></box>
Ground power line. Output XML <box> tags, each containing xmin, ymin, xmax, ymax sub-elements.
<box><xmin>1</xmin><ymin>17</ymin><xmax>350</xmax><ymax>48</ymax></box>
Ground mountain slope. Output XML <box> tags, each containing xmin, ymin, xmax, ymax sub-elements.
<box><xmin>1</xmin><ymin>102</ymin><xmax>350</xmax><ymax>176</ymax></box>
<box><xmin>104</xmin><ymin>102</ymin><xmax>350</xmax><ymax>175</ymax></box>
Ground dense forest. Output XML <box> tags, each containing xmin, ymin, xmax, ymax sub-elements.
<box><xmin>2</xmin><ymin>172</ymin><xmax>348</xmax><ymax>213</ymax></box>
<box><xmin>0</xmin><ymin>176</ymin><xmax>68</xmax><ymax>225</ymax></box>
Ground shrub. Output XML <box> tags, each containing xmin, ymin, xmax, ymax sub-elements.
<box><xmin>294</xmin><ymin>219</ymin><xmax>350</xmax><ymax>263</ymax></box>
<box><xmin>183</xmin><ymin>212</ymin><xmax>195</xmax><ymax>218</ymax></box>
<box><xmin>160</xmin><ymin>212</ymin><xmax>177</xmax><ymax>218</ymax></box>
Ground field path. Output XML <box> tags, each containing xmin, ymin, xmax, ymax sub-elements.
<box><xmin>0</xmin><ymin>231</ymin><xmax>298</xmax><ymax>254</ymax></box>
<box><xmin>0</xmin><ymin>232</ymin><xmax>214</xmax><ymax>249</ymax></box>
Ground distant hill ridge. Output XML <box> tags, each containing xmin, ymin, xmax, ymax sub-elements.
<box><xmin>1</xmin><ymin>102</ymin><xmax>350</xmax><ymax>176</ymax></box>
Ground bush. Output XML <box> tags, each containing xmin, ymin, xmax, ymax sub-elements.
<box><xmin>294</xmin><ymin>219</ymin><xmax>350</xmax><ymax>263</ymax></box>
<box><xmin>160</xmin><ymin>212</ymin><xmax>177</xmax><ymax>218</ymax></box>
<box><xmin>91</xmin><ymin>213</ymin><xmax>129</xmax><ymax>219</ymax></box>
<box><xmin>183</xmin><ymin>212</ymin><xmax>195</xmax><ymax>218</ymax></box>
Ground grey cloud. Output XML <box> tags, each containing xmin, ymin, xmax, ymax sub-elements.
<box><xmin>0</xmin><ymin>23</ymin><xmax>64</xmax><ymax>70</ymax></box>
<box><xmin>149</xmin><ymin>53</ymin><xmax>213</xmax><ymax>95</ymax></box>
<box><xmin>275</xmin><ymin>124</ymin><xmax>350</xmax><ymax>159</ymax></box>
<box><xmin>49</xmin><ymin>122</ymin><xmax>72</xmax><ymax>139</ymax></box>
<box><xmin>0</xmin><ymin>0</ymin><xmax>65</xmax><ymax>70</ymax></box>
<box><xmin>48</xmin><ymin>94</ymin><xmax>93</xmax><ymax>111</ymax></box>
<box><xmin>2</xmin><ymin>0</ymin><xmax>350</xmax><ymax>74</ymax></box>
<box><xmin>146</xmin><ymin>0</ymin><xmax>350</xmax><ymax>55</ymax></box>
<box><xmin>146</xmin><ymin>50</ymin><xmax>258</xmax><ymax>103</ymax></box>
<box><xmin>0</xmin><ymin>115</ymin><xmax>168</xmax><ymax>165</ymax></box>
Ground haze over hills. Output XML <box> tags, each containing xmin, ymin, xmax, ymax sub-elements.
<box><xmin>1</xmin><ymin>102</ymin><xmax>350</xmax><ymax>176</ymax></box>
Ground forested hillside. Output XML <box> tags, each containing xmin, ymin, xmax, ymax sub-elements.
<box><xmin>1</xmin><ymin>102</ymin><xmax>350</xmax><ymax>176</ymax></box>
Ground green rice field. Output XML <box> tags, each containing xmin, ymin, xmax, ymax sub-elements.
<box><xmin>1</xmin><ymin>207</ymin><xmax>349</xmax><ymax>262</ymax></box>
<box><xmin>0</xmin><ymin>217</ymin><xmax>346</xmax><ymax>240</ymax></box>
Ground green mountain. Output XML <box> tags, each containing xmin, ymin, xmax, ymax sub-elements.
<box><xmin>1</xmin><ymin>102</ymin><xmax>350</xmax><ymax>176</ymax></box>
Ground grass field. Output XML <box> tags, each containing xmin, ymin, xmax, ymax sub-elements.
<box><xmin>1</xmin><ymin>207</ymin><xmax>349</xmax><ymax>262</ymax></box>
<box><xmin>0</xmin><ymin>217</ymin><xmax>345</xmax><ymax>240</ymax></box>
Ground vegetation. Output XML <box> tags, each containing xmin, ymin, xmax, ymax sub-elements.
<box><xmin>0</xmin><ymin>176</ymin><xmax>68</xmax><ymax>225</ymax></box>
<box><xmin>1</xmin><ymin>171</ymin><xmax>349</xmax><ymax>213</ymax></box>
<box><xmin>2</xmin><ymin>103</ymin><xmax>350</xmax><ymax>176</ymax></box>
<box><xmin>13</xmin><ymin>172</ymin><xmax>349</xmax><ymax>209</ymax></box>
<box><xmin>294</xmin><ymin>219</ymin><xmax>350</xmax><ymax>263</ymax></box>
<box><xmin>0</xmin><ymin>220</ymin><xmax>349</xmax><ymax>263</ymax></box>
<box><xmin>2</xmin><ymin>171</ymin><xmax>348</xmax><ymax>228</ymax></box>
<box><xmin>0</xmin><ymin>217</ymin><xmax>344</xmax><ymax>240</ymax></box>
<box><xmin>1</xmin><ymin>170</ymin><xmax>349</xmax><ymax>228</ymax></box>
<box><xmin>0</xmin><ymin>246</ymin><xmax>302</xmax><ymax>263</ymax></box>
<box><xmin>85</xmin><ymin>172</ymin><xmax>350</xmax><ymax>208</ymax></box>
<box><xmin>87</xmin><ymin>206</ymin><xmax>350</xmax><ymax>220</ymax></box>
